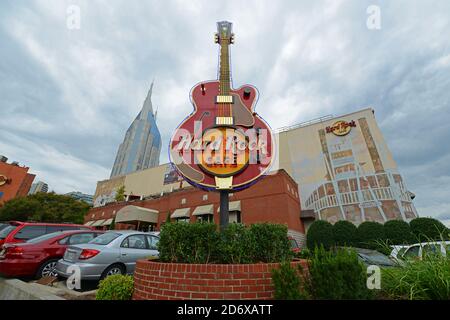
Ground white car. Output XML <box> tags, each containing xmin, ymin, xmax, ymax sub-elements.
<box><xmin>392</xmin><ymin>241</ymin><xmax>450</xmax><ymax>262</ymax></box>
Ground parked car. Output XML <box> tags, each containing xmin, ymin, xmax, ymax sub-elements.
<box><xmin>353</xmin><ymin>247</ymin><xmax>396</xmax><ymax>267</ymax></box>
<box><xmin>0</xmin><ymin>230</ymin><xmax>104</xmax><ymax>279</ymax></box>
<box><xmin>56</xmin><ymin>230</ymin><xmax>160</xmax><ymax>280</ymax></box>
<box><xmin>288</xmin><ymin>236</ymin><xmax>300</xmax><ymax>254</ymax></box>
<box><xmin>389</xmin><ymin>245</ymin><xmax>411</xmax><ymax>262</ymax></box>
<box><xmin>0</xmin><ymin>221</ymin><xmax>93</xmax><ymax>248</ymax></box>
<box><xmin>338</xmin><ymin>247</ymin><xmax>396</xmax><ymax>267</ymax></box>
<box><xmin>0</xmin><ymin>223</ymin><xmax>8</xmax><ymax>232</ymax></box>
<box><xmin>395</xmin><ymin>241</ymin><xmax>450</xmax><ymax>262</ymax></box>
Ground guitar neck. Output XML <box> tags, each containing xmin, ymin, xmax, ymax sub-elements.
<box><xmin>219</xmin><ymin>40</ymin><xmax>231</xmax><ymax>95</ymax></box>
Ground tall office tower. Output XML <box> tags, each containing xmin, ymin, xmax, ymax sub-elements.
<box><xmin>110</xmin><ymin>83</ymin><xmax>162</xmax><ymax>178</ymax></box>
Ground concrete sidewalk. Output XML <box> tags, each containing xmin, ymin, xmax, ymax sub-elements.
<box><xmin>0</xmin><ymin>278</ymin><xmax>97</xmax><ymax>300</ymax></box>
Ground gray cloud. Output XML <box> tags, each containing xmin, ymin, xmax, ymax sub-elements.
<box><xmin>1</xmin><ymin>0</ymin><xmax>449</xmax><ymax>221</ymax></box>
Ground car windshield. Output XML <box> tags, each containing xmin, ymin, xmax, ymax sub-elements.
<box><xmin>0</xmin><ymin>225</ymin><xmax>17</xmax><ymax>239</ymax></box>
<box><xmin>26</xmin><ymin>231</ymin><xmax>65</xmax><ymax>244</ymax></box>
<box><xmin>358</xmin><ymin>251</ymin><xmax>394</xmax><ymax>266</ymax></box>
<box><xmin>89</xmin><ymin>232</ymin><xmax>120</xmax><ymax>245</ymax></box>
<box><xmin>0</xmin><ymin>223</ymin><xmax>8</xmax><ymax>231</ymax></box>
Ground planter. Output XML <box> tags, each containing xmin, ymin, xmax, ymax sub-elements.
<box><xmin>133</xmin><ymin>260</ymin><xmax>308</xmax><ymax>300</ymax></box>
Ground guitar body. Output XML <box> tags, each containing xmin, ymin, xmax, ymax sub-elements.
<box><xmin>169</xmin><ymin>22</ymin><xmax>274</xmax><ymax>191</ymax></box>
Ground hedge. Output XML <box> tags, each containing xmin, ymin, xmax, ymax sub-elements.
<box><xmin>333</xmin><ymin>220</ymin><xmax>359</xmax><ymax>247</ymax></box>
<box><xmin>306</xmin><ymin>220</ymin><xmax>334</xmax><ymax>250</ymax></box>
<box><xmin>357</xmin><ymin>221</ymin><xmax>385</xmax><ymax>250</ymax></box>
<box><xmin>409</xmin><ymin>217</ymin><xmax>448</xmax><ymax>241</ymax></box>
<box><xmin>383</xmin><ymin>220</ymin><xmax>414</xmax><ymax>245</ymax></box>
<box><xmin>158</xmin><ymin>222</ymin><xmax>292</xmax><ymax>264</ymax></box>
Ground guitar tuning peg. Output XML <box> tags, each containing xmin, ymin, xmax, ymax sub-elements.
<box><xmin>214</xmin><ymin>33</ymin><xmax>219</xmax><ymax>43</ymax></box>
<box><xmin>230</xmin><ymin>34</ymin><xmax>235</xmax><ymax>44</ymax></box>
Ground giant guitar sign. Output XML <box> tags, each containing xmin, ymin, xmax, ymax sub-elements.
<box><xmin>169</xmin><ymin>21</ymin><xmax>274</xmax><ymax>196</ymax></box>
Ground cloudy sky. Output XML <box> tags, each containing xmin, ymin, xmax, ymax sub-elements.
<box><xmin>1</xmin><ymin>0</ymin><xmax>449</xmax><ymax>223</ymax></box>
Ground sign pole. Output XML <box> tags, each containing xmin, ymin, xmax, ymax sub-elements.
<box><xmin>219</xmin><ymin>190</ymin><xmax>229</xmax><ymax>232</ymax></box>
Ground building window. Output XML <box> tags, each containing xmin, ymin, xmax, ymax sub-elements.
<box><xmin>101</xmin><ymin>212</ymin><xmax>105</xmax><ymax>217</ymax></box>
<box><xmin>287</xmin><ymin>184</ymin><xmax>290</xmax><ymax>192</ymax></box>
<box><xmin>197</xmin><ymin>214</ymin><xmax>213</xmax><ymax>223</ymax></box>
<box><xmin>229</xmin><ymin>211</ymin><xmax>241</xmax><ymax>223</ymax></box>
<box><xmin>91</xmin><ymin>214</ymin><xmax>95</xmax><ymax>219</ymax></box>
<box><xmin>112</xmin><ymin>210</ymin><xmax>116</xmax><ymax>216</ymax></box>
<box><xmin>229</xmin><ymin>193</ymin><xmax>234</xmax><ymax>197</ymax></box>
<box><xmin>202</xmin><ymin>194</ymin><xmax>208</xmax><ymax>201</ymax></box>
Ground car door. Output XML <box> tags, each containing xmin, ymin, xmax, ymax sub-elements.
<box><xmin>119</xmin><ymin>234</ymin><xmax>153</xmax><ymax>273</ymax></box>
<box><xmin>146</xmin><ymin>235</ymin><xmax>159</xmax><ymax>258</ymax></box>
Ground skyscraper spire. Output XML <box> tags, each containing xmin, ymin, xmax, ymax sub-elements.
<box><xmin>140</xmin><ymin>81</ymin><xmax>154</xmax><ymax>120</ymax></box>
<box><xmin>110</xmin><ymin>82</ymin><xmax>161</xmax><ymax>178</ymax></box>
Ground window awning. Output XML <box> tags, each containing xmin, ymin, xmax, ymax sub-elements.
<box><xmin>84</xmin><ymin>221</ymin><xmax>95</xmax><ymax>226</ymax></box>
<box><xmin>91</xmin><ymin>219</ymin><xmax>106</xmax><ymax>227</ymax></box>
<box><xmin>192</xmin><ymin>204</ymin><xmax>214</xmax><ymax>216</ymax></box>
<box><xmin>217</xmin><ymin>201</ymin><xmax>241</xmax><ymax>212</ymax></box>
<box><xmin>101</xmin><ymin>218</ymin><xmax>114</xmax><ymax>226</ymax></box>
<box><xmin>171</xmin><ymin>208</ymin><xmax>190</xmax><ymax>219</ymax></box>
<box><xmin>115</xmin><ymin>205</ymin><xmax>159</xmax><ymax>224</ymax></box>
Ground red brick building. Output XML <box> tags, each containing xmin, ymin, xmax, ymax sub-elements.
<box><xmin>0</xmin><ymin>158</ymin><xmax>35</xmax><ymax>206</ymax></box>
<box><xmin>84</xmin><ymin>170</ymin><xmax>306</xmax><ymax>245</ymax></box>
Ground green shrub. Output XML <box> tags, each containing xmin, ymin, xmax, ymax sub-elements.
<box><xmin>306</xmin><ymin>220</ymin><xmax>334</xmax><ymax>250</ymax></box>
<box><xmin>248</xmin><ymin>223</ymin><xmax>292</xmax><ymax>263</ymax></box>
<box><xmin>358</xmin><ymin>221</ymin><xmax>385</xmax><ymax>250</ymax></box>
<box><xmin>409</xmin><ymin>217</ymin><xmax>448</xmax><ymax>241</ymax></box>
<box><xmin>158</xmin><ymin>222</ymin><xmax>291</xmax><ymax>264</ymax></box>
<box><xmin>383</xmin><ymin>220</ymin><xmax>414</xmax><ymax>245</ymax></box>
<box><xmin>271</xmin><ymin>262</ymin><xmax>308</xmax><ymax>300</ymax></box>
<box><xmin>96</xmin><ymin>275</ymin><xmax>134</xmax><ymax>300</ymax></box>
<box><xmin>219</xmin><ymin>223</ymin><xmax>254</xmax><ymax>264</ymax></box>
<box><xmin>158</xmin><ymin>222</ymin><xmax>220</xmax><ymax>263</ymax></box>
<box><xmin>305</xmin><ymin>246</ymin><xmax>373</xmax><ymax>299</ymax></box>
<box><xmin>296</xmin><ymin>247</ymin><xmax>311</xmax><ymax>259</ymax></box>
<box><xmin>333</xmin><ymin>220</ymin><xmax>359</xmax><ymax>247</ymax></box>
<box><xmin>381</xmin><ymin>253</ymin><xmax>450</xmax><ymax>300</ymax></box>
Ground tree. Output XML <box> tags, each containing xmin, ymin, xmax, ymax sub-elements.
<box><xmin>109</xmin><ymin>217</ymin><xmax>116</xmax><ymax>230</ymax></box>
<box><xmin>333</xmin><ymin>220</ymin><xmax>358</xmax><ymax>247</ymax></box>
<box><xmin>383</xmin><ymin>220</ymin><xmax>414</xmax><ymax>245</ymax></box>
<box><xmin>0</xmin><ymin>192</ymin><xmax>91</xmax><ymax>224</ymax></box>
<box><xmin>409</xmin><ymin>217</ymin><xmax>448</xmax><ymax>241</ymax></box>
<box><xmin>357</xmin><ymin>221</ymin><xmax>385</xmax><ymax>250</ymax></box>
<box><xmin>306</xmin><ymin>220</ymin><xmax>334</xmax><ymax>250</ymax></box>
<box><xmin>115</xmin><ymin>185</ymin><xmax>126</xmax><ymax>202</ymax></box>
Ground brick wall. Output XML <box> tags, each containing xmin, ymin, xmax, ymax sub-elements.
<box><xmin>133</xmin><ymin>260</ymin><xmax>308</xmax><ymax>300</ymax></box>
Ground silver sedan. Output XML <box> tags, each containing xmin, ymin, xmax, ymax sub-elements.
<box><xmin>56</xmin><ymin>230</ymin><xmax>159</xmax><ymax>280</ymax></box>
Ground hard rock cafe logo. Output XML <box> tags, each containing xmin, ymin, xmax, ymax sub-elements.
<box><xmin>0</xmin><ymin>175</ymin><xmax>9</xmax><ymax>186</ymax></box>
<box><xmin>326</xmin><ymin>120</ymin><xmax>356</xmax><ymax>136</ymax></box>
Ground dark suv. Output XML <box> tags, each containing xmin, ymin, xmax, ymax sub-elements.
<box><xmin>0</xmin><ymin>221</ymin><xmax>93</xmax><ymax>248</ymax></box>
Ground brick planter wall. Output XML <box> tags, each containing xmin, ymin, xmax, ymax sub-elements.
<box><xmin>133</xmin><ymin>260</ymin><xmax>308</xmax><ymax>300</ymax></box>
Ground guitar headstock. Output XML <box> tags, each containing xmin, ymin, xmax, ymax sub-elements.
<box><xmin>215</xmin><ymin>21</ymin><xmax>234</xmax><ymax>44</ymax></box>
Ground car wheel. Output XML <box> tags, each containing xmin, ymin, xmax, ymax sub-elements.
<box><xmin>37</xmin><ymin>259</ymin><xmax>59</xmax><ymax>279</ymax></box>
<box><xmin>101</xmin><ymin>264</ymin><xmax>125</xmax><ymax>280</ymax></box>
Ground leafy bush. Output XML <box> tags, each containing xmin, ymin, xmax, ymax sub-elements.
<box><xmin>409</xmin><ymin>217</ymin><xmax>448</xmax><ymax>241</ymax></box>
<box><xmin>96</xmin><ymin>275</ymin><xmax>134</xmax><ymax>300</ymax></box>
<box><xmin>383</xmin><ymin>220</ymin><xmax>414</xmax><ymax>245</ymax></box>
<box><xmin>295</xmin><ymin>247</ymin><xmax>311</xmax><ymax>259</ymax></box>
<box><xmin>158</xmin><ymin>222</ymin><xmax>220</xmax><ymax>263</ymax></box>
<box><xmin>271</xmin><ymin>262</ymin><xmax>308</xmax><ymax>300</ymax></box>
<box><xmin>358</xmin><ymin>221</ymin><xmax>385</xmax><ymax>250</ymax></box>
<box><xmin>381</xmin><ymin>253</ymin><xmax>450</xmax><ymax>300</ymax></box>
<box><xmin>158</xmin><ymin>222</ymin><xmax>291</xmax><ymax>264</ymax></box>
<box><xmin>333</xmin><ymin>220</ymin><xmax>359</xmax><ymax>247</ymax></box>
<box><xmin>306</xmin><ymin>220</ymin><xmax>334</xmax><ymax>250</ymax></box>
<box><xmin>219</xmin><ymin>223</ymin><xmax>254</xmax><ymax>264</ymax></box>
<box><xmin>305</xmin><ymin>246</ymin><xmax>373</xmax><ymax>299</ymax></box>
<box><xmin>248</xmin><ymin>223</ymin><xmax>292</xmax><ymax>263</ymax></box>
